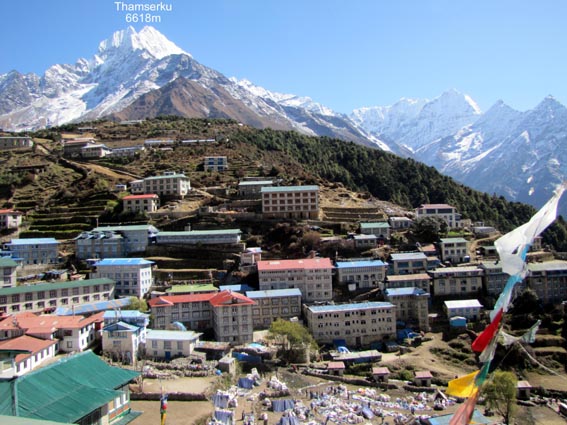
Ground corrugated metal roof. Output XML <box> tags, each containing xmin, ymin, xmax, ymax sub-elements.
<box><xmin>335</xmin><ymin>260</ymin><xmax>387</xmax><ymax>269</ymax></box>
<box><xmin>0</xmin><ymin>278</ymin><xmax>114</xmax><ymax>296</ymax></box>
<box><xmin>527</xmin><ymin>260</ymin><xmax>567</xmax><ymax>272</ymax></box>
<box><xmin>440</xmin><ymin>237</ymin><xmax>468</xmax><ymax>243</ymax></box>
<box><xmin>0</xmin><ymin>351</ymin><xmax>139</xmax><ymax>423</ymax></box>
<box><xmin>238</xmin><ymin>180</ymin><xmax>273</xmax><ymax>186</ymax></box>
<box><xmin>55</xmin><ymin>298</ymin><xmax>131</xmax><ymax>316</ymax></box>
<box><xmin>390</xmin><ymin>252</ymin><xmax>427</xmax><ymax>261</ymax></box>
<box><xmin>94</xmin><ymin>258</ymin><xmax>154</xmax><ymax>266</ymax></box>
<box><xmin>444</xmin><ymin>299</ymin><xmax>483</xmax><ymax>309</ymax></box>
<box><xmin>157</xmin><ymin>229</ymin><xmax>241</xmax><ymax>236</ymax></box>
<box><xmin>0</xmin><ymin>257</ymin><xmax>18</xmax><ymax>267</ymax></box>
<box><xmin>385</xmin><ymin>287</ymin><xmax>429</xmax><ymax>297</ymax></box>
<box><xmin>306</xmin><ymin>302</ymin><xmax>394</xmax><ymax>313</ymax></box>
<box><xmin>6</xmin><ymin>238</ymin><xmax>58</xmax><ymax>246</ymax></box>
<box><xmin>246</xmin><ymin>288</ymin><xmax>302</xmax><ymax>299</ymax></box>
<box><xmin>360</xmin><ymin>222</ymin><xmax>390</xmax><ymax>228</ymax></box>
<box><xmin>257</xmin><ymin>258</ymin><xmax>333</xmax><ymax>271</ymax></box>
<box><xmin>146</xmin><ymin>329</ymin><xmax>202</xmax><ymax>341</ymax></box>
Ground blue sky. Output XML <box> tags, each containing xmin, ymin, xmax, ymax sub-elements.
<box><xmin>1</xmin><ymin>0</ymin><xmax>566</xmax><ymax>114</ymax></box>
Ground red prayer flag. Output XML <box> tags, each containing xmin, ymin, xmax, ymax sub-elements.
<box><xmin>449</xmin><ymin>388</ymin><xmax>480</xmax><ymax>425</ymax></box>
<box><xmin>472</xmin><ymin>309</ymin><xmax>503</xmax><ymax>353</ymax></box>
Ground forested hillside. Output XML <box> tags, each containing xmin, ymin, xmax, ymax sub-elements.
<box><xmin>22</xmin><ymin>117</ymin><xmax>567</xmax><ymax>250</ymax></box>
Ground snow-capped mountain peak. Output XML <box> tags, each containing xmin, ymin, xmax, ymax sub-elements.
<box><xmin>96</xmin><ymin>26</ymin><xmax>189</xmax><ymax>61</ymax></box>
<box><xmin>230</xmin><ymin>77</ymin><xmax>335</xmax><ymax>116</ymax></box>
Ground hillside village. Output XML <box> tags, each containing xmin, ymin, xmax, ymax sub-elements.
<box><xmin>0</xmin><ymin>119</ymin><xmax>566</xmax><ymax>425</ymax></box>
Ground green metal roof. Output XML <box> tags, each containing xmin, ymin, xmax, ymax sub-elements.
<box><xmin>0</xmin><ymin>415</ymin><xmax>68</xmax><ymax>425</ymax></box>
<box><xmin>360</xmin><ymin>222</ymin><xmax>390</xmax><ymax>228</ymax></box>
<box><xmin>0</xmin><ymin>278</ymin><xmax>114</xmax><ymax>296</ymax></box>
<box><xmin>0</xmin><ymin>257</ymin><xmax>18</xmax><ymax>268</ymax></box>
<box><xmin>157</xmin><ymin>229</ymin><xmax>241</xmax><ymax>236</ymax></box>
<box><xmin>0</xmin><ymin>351</ymin><xmax>139</xmax><ymax>423</ymax></box>
<box><xmin>167</xmin><ymin>284</ymin><xmax>219</xmax><ymax>294</ymax></box>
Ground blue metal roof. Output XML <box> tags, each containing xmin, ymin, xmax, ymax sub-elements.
<box><xmin>307</xmin><ymin>302</ymin><xmax>394</xmax><ymax>312</ymax></box>
<box><xmin>146</xmin><ymin>329</ymin><xmax>202</xmax><ymax>341</ymax></box>
<box><xmin>390</xmin><ymin>252</ymin><xmax>427</xmax><ymax>261</ymax></box>
<box><xmin>103</xmin><ymin>310</ymin><xmax>149</xmax><ymax>319</ymax></box>
<box><xmin>219</xmin><ymin>284</ymin><xmax>255</xmax><ymax>293</ymax></box>
<box><xmin>335</xmin><ymin>260</ymin><xmax>387</xmax><ymax>268</ymax></box>
<box><xmin>246</xmin><ymin>288</ymin><xmax>302</xmax><ymax>298</ymax></box>
<box><xmin>7</xmin><ymin>238</ymin><xmax>58</xmax><ymax>245</ymax></box>
<box><xmin>94</xmin><ymin>258</ymin><xmax>154</xmax><ymax>266</ymax></box>
<box><xmin>54</xmin><ymin>298</ymin><xmax>132</xmax><ymax>316</ymax></box>
<box><xmin>384</xmin><ymin>287</ymin><xmax>428</xmax><ymax>297</ymax></box>
<box><xmin>103</xmin><ymin>321</ymin><xmax>140</xmax><ymax>332</ymax></box>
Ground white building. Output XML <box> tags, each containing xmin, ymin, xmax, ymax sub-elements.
<box><xmin>0</xmin><ymin>209</ymin><xmax>23</xmax><ymax>230</ymax></box>
<box><xmin>102</xmin><ymin>310</ymin><xmax>149</xmax><ymax>365</ymax></box>
<box><xmin>148</xmin><ymin>290</ymin><xmax>255</xmax><ymax>344</ymax></box>
<box><xmin>245</xmin><ymin>288</ymin><xmax>302</xmax><ymax>329</ymax></box>
<box><xmin>144</xmin><ymin>329</ymin><xmax>202</xmax><ymax>360</ymax></box>
<box><xmin>154</xmin><ymin>229</ymin><xmax>242</xmax><ymax>246</ymax></box>
<box><xmin>439</xmin><ymin>237</ymin><xmax>469</xmax><ymax>264</ymax></box>
<box><xmin>0</xmin><ymin>257</ymin><xmax>18</xmax><ymax>288</ymax></box>
<box><xmin>257</xmin><ymin>257</ymin><xmax>333</xmax><ymax>302</ymax></box>
<box><xmin>430</xmin><ymin>266</ymin><xmax>484</xmax><ymax>296</ymax></box>
<box><xmin>0</xmin><ymin>313</ymin><xmax>99</xmax><ymax>354</ymax></box>
<box><xmin>90</xmin><ymin>224</ymin><xmax>159</xmax><ymax>256</ymax></box>
<box><xmin>335</xmin><ymin>260</ymin><xmax>388</xmax><ymax>291</ymax></box>
<box><xmin>0</xmin><ymin>335</ymin><xmax>57</xmax><ymax>378</ymax></box>
<box><xmin>209</xmin><ymin>291</ymin><xmax>255</xmax><ymax>345</ymax></box>
<box><xmin>261</xmin><ymin>185</ymin><xmax>319</xmax><ymax>219</ymax></box>
<box><xmin>4</xmin><ymin>238</ymin><xmax>60</xmax><ymax>266</ymax></box>
<box><xmin>359</xmin><ymin>222</ymin><xmax>391</xmax><ymax>240</ymax></box>
<box><xmin>0</xmin><ymin>278</ymin><xmax>115</xmax><ymax>315</ymax></box>
<box><xmin>415</xmin><ymin>204</ymin><xmax>459</xmax><ymax>228</ymax></box>
<box><xmin>81</xmin><ymin>143</ymin><xmax>112</xmax><ymax>159</ymax></box>
<box><xmin>92</xmin><ymin>258</ymin><xmax>154</xmax><ymax>298</ymax></box>
<box><xmin>384</xmin><ymin>287</ymin><xmax>430</xmax><ymax>331</ymax></box>
<box><xmin>304</xmin><ymin>302</ymin><xmax>396</xmax><ymax>346</ymax></box>
<box><xmin>389</xmin><ymin>252</ymin><xmax>428</xmax><ymax>275</ymax></box>
<box><xmin>444</xmin><ymin>299</ymin><xmax>484</xmax><ymax>321</ymax></box>
<box><xmin>109</xmin><ymin>146</ymin><xmax>145</xmax><ymax>158</ymax></box>
<box><xmin>389</xmin><ymin>217</ymin><xmax>413</xmax><ymax>230</ymax></box>
<box><xmin>384</xmin><ymin>273</ymin><xmax>431</xmax><ymax>293</ymax></box>
<box><xmin>141</xmin><ymin>171</ymin><xmax>191</xmax><ymax>198</ymax></box>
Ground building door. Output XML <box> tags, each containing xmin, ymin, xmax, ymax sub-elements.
<box><xmin>165</xmin><ymin>351</ymin><xmax>171</xmax><ymax>360</ymax></box>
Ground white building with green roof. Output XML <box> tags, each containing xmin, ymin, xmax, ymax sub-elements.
<box><xmin>155</xmin><ymin>229</ymin><xmax>242</xmax><ymax>245</ymax></box>
<box><xmin>0</xmin><ymin>351</ymin><xmax>141</xmax><ymax>424</ymax></box>
<box><xmin>0</xmin><ymin>257</ymin><xmax>18</xmax><ymax>288</ymax></box>
<box><xmin>0</xmin><ymin>278</ymin><xmax>115</xmax><ymax>314</ymax></box>
<box><xmin>359</xmin><ymin>222</ymin><xmax>391</xmax><ymax>239</ymax></box>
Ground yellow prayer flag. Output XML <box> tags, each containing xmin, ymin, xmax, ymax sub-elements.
<box><xmin>446</xmin><ymin>370</ymin><xmax>480</xmax><ymax>398</ymax></box>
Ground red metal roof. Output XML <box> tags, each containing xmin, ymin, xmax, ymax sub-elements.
<box><xmin>148</xmin><ymin>293</ymin><xmax>216</xmax><ymax>308</ymax></box>
<box><xmin>0</xmin><ymin>334</ymin><xmax>57</xmax><ymax>363</ymax></box>
<box><xmin>209</xmin><ymin>290</ymin><xmax>255</xmax><ymax>307</ymax></box>
<box><xmin>257</xmin><ymin>257</ymin><xmax>333</xmax><ymax>271</ymax></box>
<box><xmin>148</xmin><ymin>291</ymin><xmax>255</xmax><ymax>308</ymax></box>
<box><xmin>415</xmin><ymin>370</ymin><xmax>433</xmax><ymax>379</ymax></box>
<box><xmin>123</xmin><ymin>194</ymin><xmax>160</xmax><ymax>200</ymax></box>
<box><xmin>0</xmin><ymin>313</ymin><xmax>97</xmax><ymax>333</ymax></box>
